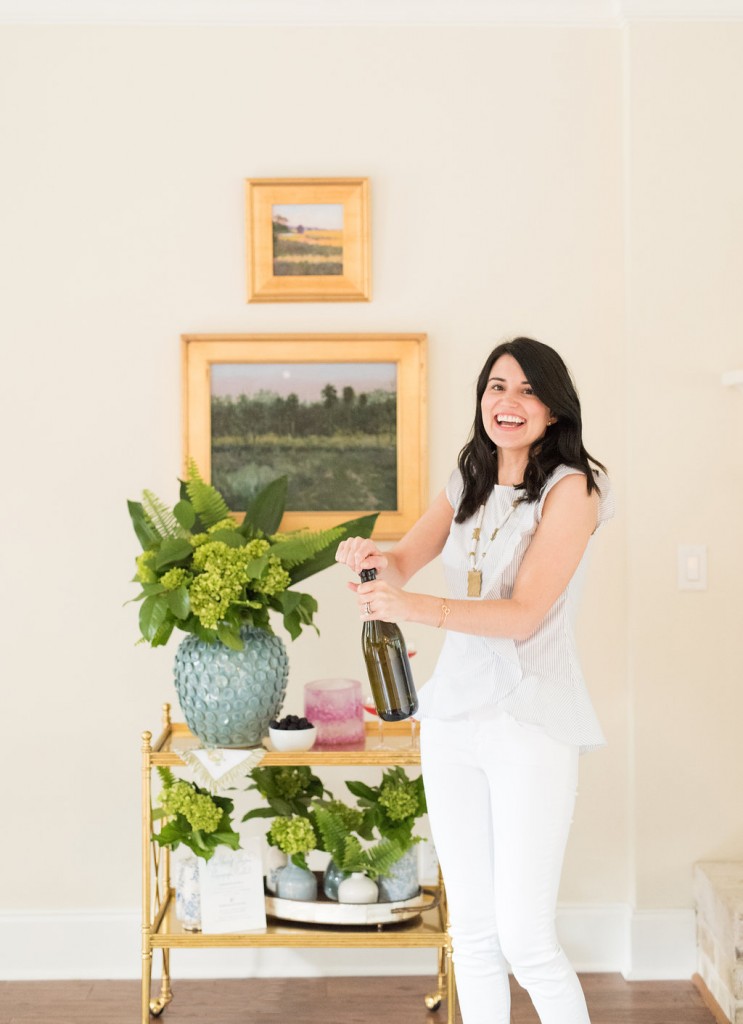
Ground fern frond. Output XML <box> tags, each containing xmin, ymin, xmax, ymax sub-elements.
<box><xmin>365</xmin><ymin>838</ymin><xmax>405</xmax><ymax>880</ymax></box>
<box><xmin>156</xmin><ymin>766</ymin><xmax>177</xmax><ymax>789</ymax></box>
<box><xmin>338</xmin><ymin>834</ymin><xmax>366</xmax><ymax>873</ymax></box>
<box><xmin>312</xmin><ymin>806</ymin><xmax>351</xmax><ymax>862</ymax></box>
<box><xmin>269</xmin><ymin>526</ymin><xmax>344</xmax><ymax>568</ymax></box>
<box><xmin>142</xmin><ymin>490</ymin><xmax>186</xmax><ymax>541</ymax></box>
<box><xmin>185</xmin><ymin>459</ymin><xmax>232</xmax><ymax>529</ymax></box>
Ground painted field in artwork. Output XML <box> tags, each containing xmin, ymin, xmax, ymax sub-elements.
<box><xmin>271</xmin><ymin>203</ymin><xmax>343</xmax><ymax>276</ymax></box>
<box><xmin>210</xmin><ymin>362</ymin><xmax>397</xmax><ymax>512</ymax></box>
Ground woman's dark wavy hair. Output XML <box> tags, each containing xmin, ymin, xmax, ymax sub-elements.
<box><xmin>455</xmin><ymin>337</ymin><xmax>607</xmax><ymax>523</ymax></box>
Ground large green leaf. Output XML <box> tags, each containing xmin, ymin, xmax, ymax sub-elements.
<box><xmin>240</xmin><ymin>476</ymin><xmax>288</xmax><ymax>538</ymax></box>
<box><xmin>241</xmin><ymin>807</ymin><xmax>277</xmax><ymax>823</ymax></box>
<box><xmin>167</xmin><ymin>587</ymin><xmax>190</xmax><ymax>620</ymax></box>
<box><xmin>217</xmin><ymin>624</ymin><xmax>243</xmax><ymax>651</ymax></box>
<box><xmin>207</xmin><ymin>529</ymin><xmax>246</xmax><ymax>548</ymax></box>
<box><xmin>173</xmin><ymin>500</ymin><xmax>196</xmax><ymax>530</ymax></box>
<box><xmin>288</xmin><ymin>513</ymin><xmax>378</xmax><ymax>585</ymax></box>
<box><xmin>127</xmin><ymin>500</ymin><xmax>161</xmax><ymax>550</ymax></box>
<box><xmin>154</xmin><ymin>538</ymin><xmax>193</xmax><ymax>571</ymax></box>
<box><xmin>150</xmin><ymin>617</ymin><xmax>175</xmax><ymax>647</ymax></box>
<box><xmin>139</xmin><ymin>595</ymin><xmax>169</xmax><ymax>641</ymax></box>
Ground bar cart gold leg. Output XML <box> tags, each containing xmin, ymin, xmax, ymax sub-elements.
<box><xmin>149</xmin><ymin>948</ymin><xmax>173</xmax><ymax>1016</ymax></box>
<box><xmin>425</xmin><ymin>945</ymin><xmax>446</xmax><ymax>1011</ymax></box>
<box><xmin>445</xmin><ymin>943</ymin><xmax>457</xmax><ymax>1024</ymax></box>
<box><xmin>141</xmin><ymin>948</ymin><xmax>152</xmax><ymax>1024</ymax></box>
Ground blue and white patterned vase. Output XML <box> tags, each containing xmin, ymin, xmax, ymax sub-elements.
<box><xmin>322</xmin><ymin>859</ymin><xmax>350</xmax><ymax>901</ymax></box>
<box><xmin>265</xmin><ymin>847</ymin><xmax>288</xmax><ymax>894</ymax></box>
<box><xmin>276</xmin><ymin>860</ymin><xmax>318</xmax><ymax>902</ymax></box>
<box><xmin>173</xmin><ymin>625</ymin><xmax>289</xmax><ymax>747</ymax></box>
<box><xmin>377</xmin><ymin>847</ymin><xmax>419</xmax><ymax>903</ymax></box>
<box><xmin>174</xmin><ymin>851</ymin><xmax>202</xmax><ymax>931</ymax></box>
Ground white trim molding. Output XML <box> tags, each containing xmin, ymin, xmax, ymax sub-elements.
<box><xmin>0</xmin><ymin>904</ymin><xmax>696</xmax><ymax>981</ymax></box>
<box><xmin>1</xmin><ymin>0</ymin><xmax>743</xmax><ymax>27</ymax></box>
<box><xmin>626</xmin><ymin>909</ymin><xmax>698</xmax><ymax>980</ymax></box>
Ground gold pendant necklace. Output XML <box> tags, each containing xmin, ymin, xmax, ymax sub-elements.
<box><xmin>467</xmin><ymin>498</ymin><xmax>518</xmax><ymax>598</ymax></box>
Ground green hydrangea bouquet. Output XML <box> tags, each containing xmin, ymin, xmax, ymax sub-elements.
<box><xmin>128</xmin><ymin>461</ymin><xmax>376</xmax><ymax>651</ymax></box>
<box><xmin>152</xmin><ymin>767</ymin><xmax>240</xmax><ymax>862</ymax></box>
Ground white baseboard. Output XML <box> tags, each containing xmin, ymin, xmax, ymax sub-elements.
<box><xmin>0</xmin><ymin>905</ymin><xmax>696</xmax><ymax>981</ymax></box>
<box><xmin>625</xmin><ymin>908</ymin><xmax>697</xmax><ymax>980</ymax></box>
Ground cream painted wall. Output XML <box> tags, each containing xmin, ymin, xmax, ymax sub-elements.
<box><xmin>628</xmin><ymin>22</ymin><xmax>743</xmax><ymax>908</ymax></box>
<box><xmin>3</xmin><ymin>14</ymin><xmax>736</xmax><ymax>970</ymax></box>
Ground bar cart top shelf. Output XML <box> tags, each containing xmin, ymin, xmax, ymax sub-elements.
<box><xmin>147</xmin><ymin>705</ymin><xmax>420</xmax><ymax>768</ymax></box>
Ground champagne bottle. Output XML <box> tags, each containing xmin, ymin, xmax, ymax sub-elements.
<box><xmin>360</xmin><ymin>568</ymin><xmax>418</xmax><ymax>721</ymax></box>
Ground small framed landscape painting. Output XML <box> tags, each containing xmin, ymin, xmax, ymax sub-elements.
<box><xmin>245</xmin><ymin>178</ymin><xmax>370</xmax><ymax>302</ymax></box>
<box><xmin>182</xmin><ymin>333</ymin><xmax>427</xmax><ymax>539</ymax></box>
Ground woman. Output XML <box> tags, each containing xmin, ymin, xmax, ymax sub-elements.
<box><xmin>335</xmin><ymin>337</ymin><xmax>614</xmax><ymax>1024</ymax></box>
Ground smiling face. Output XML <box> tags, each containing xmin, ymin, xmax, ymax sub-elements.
<box><xmin>480</xmin><ymin>353</ymin><xmax>554</xmax><ymax>459</ymax></box>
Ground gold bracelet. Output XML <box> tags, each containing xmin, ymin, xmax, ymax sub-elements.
<box><xmin>436</xmin><ymin>598</ymin><xmax>451</xmax><ymax>629</ymax></box>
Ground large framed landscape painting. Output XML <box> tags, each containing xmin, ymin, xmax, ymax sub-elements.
<box><xmin>182</xmin><ymin>334</ymin><xmax>427</xmax><ymax>539</ymax></box>
<box><xmin>245</xmin><ymin>178</ymin><xmax>370</xmax><ymax>302</ymax></box>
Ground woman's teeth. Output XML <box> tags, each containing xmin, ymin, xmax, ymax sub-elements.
<box><xmin>496</xmin><ymin>415</ymin><xmax>525</xmax><ymax>427</ymax></box>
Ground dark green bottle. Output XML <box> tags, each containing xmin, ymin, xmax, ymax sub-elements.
<box><xmin>360</xmin><ymin>568</ymin><xmax>418</xmax><ymax>722</ymax></box>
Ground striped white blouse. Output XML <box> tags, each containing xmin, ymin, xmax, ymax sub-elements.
<box><xmin>416</xmin><ymin>464</ymin><xmax>615</xmax><ymax>754</ymax></box>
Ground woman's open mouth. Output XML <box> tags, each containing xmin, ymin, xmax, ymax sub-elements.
<box><xmin>495</xmin><ymin>414</ymin><xmax>525</xmax><ymax>431</ymax></box>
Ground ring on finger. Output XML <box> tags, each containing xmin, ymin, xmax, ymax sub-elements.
<box><xmin>364</xmin><ymin>602</ymin><xmax>372</xmax><ymax>616</ymax></box>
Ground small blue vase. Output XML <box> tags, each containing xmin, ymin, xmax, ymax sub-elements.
<box><xmin>323</xmin><ymin>859</ymin><xmax>349</xmax><ymax>901</ymax></box>
<box><xmin>173</xmin><ymin>625</ymin><xmax>289</xmax><ymax>747</ymax></box>
<box><xmin>377</xmin><ymin>848</ymin><xmax>419</xmax><ymax>902</ymax></box>
<box><xmin>276</xmin><ymin>860</ymin><xmax>318</xmax><ymax>902</ymax></box>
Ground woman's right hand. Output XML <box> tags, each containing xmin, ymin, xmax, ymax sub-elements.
<box><xmin>334</xmin><ymin>536</ymin><xmax>388</xmax><ymax>576</ymax></box>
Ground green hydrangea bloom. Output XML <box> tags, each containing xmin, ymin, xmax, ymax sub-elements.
<box><xmin>253</xmin><ymin>556</ymin><xmax>291</xmax><ymax>597</ymax></box>
<box><xmin>191</xmin><ymin>533</ymin><xmax>210</xmax><ymax>547</ymax></box>
<box><xmin>159</xmin><ymin>780</ymin><xmax>222</xmax><ymax>833</ymax></box>
<box><xmin>160</xmin><ymin>567</ymin><xmax>190</xmax><ymax>591</ymax></box>
<box><xmin>244</xmin><ymin>538</ymin><xmax>270</xmax><ymax>559</ymax></box>
<box><xmin>187</xmin><ymin>792</ymin><xmax>223</xmax><ymax>833</ymax></box>
<box><xmin>189</xmin><ymin>541</ymin><xmax>251</xmax><ymax>629</ymax></box>
<box><xmin>379</xmin><ymin>779</ymin><xmax>419</xmax><ymax>822</ymax></box>
<box><xmin>275</xmin><ymin>766</ymin><xmax>313</xmax><ymax>800</ymax></box>
<box><xmin>160</xmin><ymin>780</ymin><xmax>195</xmax><ymax>817</ymax></box>
<box><xmin>326</xmin><ymin>800</ymin><xmax>364</xmax><ymax>834</ymax></box>
<box><xmin>268</xmin><ymin>815</ymin><xmax>316</xmax><ymax>856</ymax></box>
<box><xmin>136</xmin><ymin>551</ymin><xmax>158</xmax><ymax>584</ymax></box>
<box><xmin>207</xmin><ymin>518</ymin><xmax>238</xmax><ymax>534</ymax></box>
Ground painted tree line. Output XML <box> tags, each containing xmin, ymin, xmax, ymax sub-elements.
<box><xmin>211</xmin><ymin>386</ymin><xmax>396</xmax><ymax>441</ymax></box>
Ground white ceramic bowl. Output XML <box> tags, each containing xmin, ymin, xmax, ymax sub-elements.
<box><xmin>268</xmin><ymin>725</ymin><xmax>318</xmax><ymax>752</ymax></box>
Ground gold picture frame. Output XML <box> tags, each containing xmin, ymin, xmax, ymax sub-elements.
<box><xmin>245</xmin><ymin>178</ymin><xmax>371</xmax><ymax>302</ymax></box>
<box><xmin>182</xmin><ymin>333</ymin><xmax>427</xmax><ymax>539</ymax></box>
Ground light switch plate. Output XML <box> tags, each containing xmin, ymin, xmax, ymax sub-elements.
<box><xmin>677</xmin><ymin>544</ymin><xmax>707</xmax><ymax>590</ymax></box>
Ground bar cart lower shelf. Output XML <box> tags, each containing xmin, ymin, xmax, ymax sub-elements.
<box><xmin>141</xmin><ymin>704</ymin><xmax>456</xmax><ymax>1023</ymax></box>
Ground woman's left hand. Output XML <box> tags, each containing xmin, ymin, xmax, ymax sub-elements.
<box><xmin>351</xmin><ymin>577</ymin><xmax>413</xmax><ymax>623</ymax></box>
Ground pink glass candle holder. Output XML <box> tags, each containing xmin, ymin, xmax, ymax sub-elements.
<box><xmin>304</xmin><ymin>679</ymin><xmax>365</xmax><ymax>746</ymax></box>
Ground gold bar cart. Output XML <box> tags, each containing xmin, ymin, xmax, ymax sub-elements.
<box><xmin>141</xmin><ymin>704</ymin><xmax>456</xmax><ymax>1023</ymax></box>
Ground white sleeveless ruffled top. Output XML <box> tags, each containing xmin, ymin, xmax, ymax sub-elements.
<box><xmin>416</xmin><ymin>464</ymin><xmax>615</xmax><ymax>754</ymax></box>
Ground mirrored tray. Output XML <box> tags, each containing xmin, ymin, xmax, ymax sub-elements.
<box><xmin>265</xmin><ymin>875</ymin><xmax>438</xmax><ymax>927</ymax></box>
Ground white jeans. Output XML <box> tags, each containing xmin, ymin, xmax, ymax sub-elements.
<box><xmin>420</xmin><ymin>707</ymin><xmax>590</xmax><ymax>1024</ymax></box>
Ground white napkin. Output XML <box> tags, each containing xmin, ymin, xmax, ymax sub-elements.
<box><xmin>173</xmin><ymin>745</ymin><xmax>265</xmax><ymax>793</ymax></box>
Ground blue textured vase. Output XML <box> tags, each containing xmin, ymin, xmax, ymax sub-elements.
<box><xmin>322</xmin><ymin>859</ymin><xmax>350</xmax><ymax>901</ymax></box>
<box><xmin>377</xmin><ymin>847</ymin><xmax>419</xmax><ymax>902</ymax></box>
<box><xmin>173</xmin><ymin>625</ymin><xmax>289</xmax><ymax>747</ymax></box>
<box><xmin>276</xmin><ymin>860</ymin><xmax>318</xmax><ymax>902</ymax></box>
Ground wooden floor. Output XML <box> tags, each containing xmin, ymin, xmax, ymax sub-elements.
<box><xmin>0</xmin><ymin>975</ymin><xmax>718</xmax><ymax>1024</ymax></box>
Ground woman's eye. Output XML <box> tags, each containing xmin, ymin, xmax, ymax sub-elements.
<box><xmin>523</xmin><ymin>388</ymin><xmax>534</xmax><ymax>396</ymax></box>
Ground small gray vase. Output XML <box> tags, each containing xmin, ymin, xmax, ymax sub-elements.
<box><xmin>276</xmin><ymin>860</ymin><xmax>318</xmax><ymax>902</ymax></box>
<box><xmin>173</xmin><ymin>625</ymin><xmax>289</xmax><ymax>747</ymax></box>
<box><xmin>377</xmin><ymin>847</ymin><xmax>419</xmax><ymax>902</ymax></box>
<box><xmin>323</xmin><ymin>859</ymin><xmax>350</xmax><ymax>901</ymax></box>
